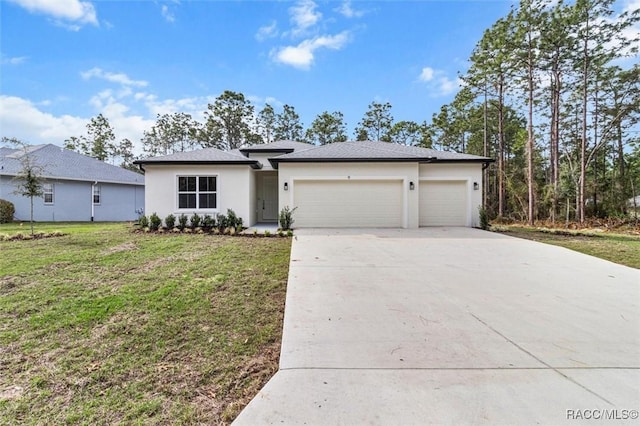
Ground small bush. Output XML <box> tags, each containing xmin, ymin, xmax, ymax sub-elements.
<box><xmin>279</xmin><ymin>206</ymin><xmax>297</xmax><ymax>230</ymax></box>
<box><xmin>138</xmin><ymin>215</ymin><xmax>149</xmax><ymax>228</ymax></box>
<box><xmin>190</xmin><ymin>213</ymin><xmax>201</xmax><ymax>229</ymax></box>
<box><xmin>226</xmin><ymin>209</ymin><xmax>241</xmax><ymax>229</ymax></box>
<box><xmin>149</xmin><ymin>213</ymin><xmax>162</xmax><ymax>231</ymax></box>
<box><xmin>164</xmin><ymin>214</ymin><xmax>176</xmax><ymax>230</ymax></box>
<box><xmin>202</xmin><ymin>214</ymin><xmax>215</xmax><ymax>230</ymax></box>
<box><xmin>479</xmin><ymin>206</ymin><xmax>489</xmax><ymax>230</ymax></box>
<box><xmin>217</xmin><ymin>213</ymin><xmax>229</xmax><ymax>232</ymax></box>
<box><xmin>178</xmin><ymin>214</ymin><xmax>189</xmax><ymax>230</ymax></box>
<box><xmin>287</xmin><ymin>230</ymin><xmax>293</xmax><ymax>237</ymax></box>
<box><xmin>0</xmin><ymin>199</ymin><xmax>15</xmax><ymax>223</ymax></box>
<box><xmin>264</xmin><ymin>230</ymin><xmax>271</xmax><ymax>237</ymax></box>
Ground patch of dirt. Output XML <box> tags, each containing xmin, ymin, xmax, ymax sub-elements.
<box><xmin>0</xmin><ymin>385</ymin><xmax>24</xmax><ymax>400</ymax></box>
<box><xmin>135</xmin><ymin>252</ymin><xmax>206</xmax><ymax>274</ymax></box>
<box><xmin>0</xmin><ymin>275</ymin><xmax>20</xmax><ymax>293</ymax></box>
<box><xmin>206</xmin><ymin>342</ymin><xmax>281</xmax><ymax>423</ymax></box>
<box><xmin>102</xmin><ymin>242</ymin><xmax>137</xmax><ymax>255</ymax></box>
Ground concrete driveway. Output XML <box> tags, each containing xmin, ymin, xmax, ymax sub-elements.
<box><xmin>234</xmin><ymin>228</ymin><xmax>640</xmax><ymax>425</ymax></box>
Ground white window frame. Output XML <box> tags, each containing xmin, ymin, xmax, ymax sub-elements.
<box><xmin>43</xmin><ymin>183</ymin><xmax>54</xmax><ymax>205</ymax></box>
<box><xmin>93</xmin><ymin>184</ymin><xmax>101</xmax><ymax>205</ymax></box>
<box><xmin>177</xmin><ymin>175</ymin><xmax>218</xmax><ymax>210</ymax></box>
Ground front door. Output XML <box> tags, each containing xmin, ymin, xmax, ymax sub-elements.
<box><xmin>262</xmin><ymin>175</ymin><xmax>278</xmax><ymax>221</ymax></box>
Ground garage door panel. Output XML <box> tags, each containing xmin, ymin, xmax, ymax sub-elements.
<box><xmin>294</xmin><ymin>180</ymin><xmax>403</xmax><ymax>228</ymax></box>
<box><xmin>419</xmin><ymin>180</ymin><xmax>467</xmax><ymax>227</ymax></box>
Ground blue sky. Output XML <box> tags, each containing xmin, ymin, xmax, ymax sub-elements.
<box><xmin>0</xmin><ymin>0</ymin><xmax>635</xmax><ymax>154</ymax></box>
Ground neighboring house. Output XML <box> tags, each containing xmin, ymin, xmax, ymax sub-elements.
<box><xmin>0</xmin><ymin>144</ymin><xmax>144</xmax><ymax>222</ymax></box>
<box><xmin>136</xmin><ymin>140</ymin><xmax>492</xmax><ymax>228</ymax></box>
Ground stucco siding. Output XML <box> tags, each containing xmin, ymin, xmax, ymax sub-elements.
<box><xmin>246</xmin><ymin>152</ymin><xmax>275</xmax><ymax>170</ymax></box>
<box><xmin>143</xmin><ymin>164</ymin><xmax>252</xmax><ymax>224</ymax></box>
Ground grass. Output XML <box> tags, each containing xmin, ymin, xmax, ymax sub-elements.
<box><xmin>0</xmin><ymin>222</ymin><xmax>291</xmax><ymax>424</ymax></box>
<box><xmin>493</xmin><ymin>224</ymin><xmax>640</xmax><ymax>269</ymax></box>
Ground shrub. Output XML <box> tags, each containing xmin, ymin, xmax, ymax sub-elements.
<box><xmin>164</xmin><ymin>214</ymin><xmax>176</xmax><ymax>230</ymax></box>
<box><xmin>138</xmin><ymin>215</ymin><xmax>149</xmax><ymax>228</ymax></box>
<box><xmin>264</xmin><ymin>230</ymin><xmax>271</xmax><ymax>237</ymax></box>
<box><xmin>190</xmin><ymin>213</ymin><xmax>201</xmax><ymax>229</ymax></box>
<box><xmin>287</xmin><ymin>230</ymin><xmax>293</xmax><ymax>237</ymax></box>
<box><xmin>226</xmin><ymin>209</ymin><xmax>241</xmax><ymax>229</ymax></box>
<box><xmin>0</xmin><ymin>199</ymin><xmax>15</xmax><ymax>223</ymax></box>
<box><xmin>202</xmin><ymin>214</ymin><xmax>215</xmax><ymax>230</ymax></box>
<box><xmin>217</xmin><ymin>213</ymin><xmax>228</xmax><ymax>232</ymax></box>
<box><xmin>178</xmin><ymin>214</ymin><xmax>189</xmax><ymax>230</ymax></box>
<box><xmin>279</xmin><ymin>206</ymin><xmax>297</xmax><ymax>230</ymax></box>
<box><xmin>149</xmin><ymin>213</ymin><xmax>162</xmax><ymax>231</ymax></box>
<box><xmin>479</xmin><ymin>206</ymin><xmax>489</xmax><ymax>230</ymax></box>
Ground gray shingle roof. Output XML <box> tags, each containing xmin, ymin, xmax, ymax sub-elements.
<box><xmin>269</xmin><ymin>140</ymin><xmax>491</xmax><ymax>167</ymax></box>
<box><xmin>1</xmin><ymin>144</ymin><xmax>144</xmax><ymax>185</ymax></box>
<box><xmin>136</xmin><ymin>146</ymin><xmax>257</xmax><ymax>164</ymax></box>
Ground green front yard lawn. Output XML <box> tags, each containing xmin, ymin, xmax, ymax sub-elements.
<box><xmin>0</xmin><ymin>223</ymin><xmax>291</xmax><ymax>424</ymax></box>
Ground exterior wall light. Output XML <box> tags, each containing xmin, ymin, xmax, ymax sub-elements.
<box><xmin>284</xmin><ymin>182</ymin><xmax>289</xmax><ymax>191</ymax></box>
<box><xmin>409</xmin><ymin>181</ymin><xmax>415</xmax><ymax>190</ymax></box>
<box><xmin>473</xmin><ymin>182</ymin><xmax>479</xmax><ymax>190</ymax></box>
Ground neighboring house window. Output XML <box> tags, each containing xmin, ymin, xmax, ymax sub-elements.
<box><xmin>178</xmin><ymin>176</ymin><xmax>217</xmax><ymax>209</ymax></box>
<box><xmin>93</xmin><ymin>185</ymin><xmax>101</xmax><ymax>205</ymax></box>
<box><xmin>43</xmin><ymin>183</ymin><xmax>54</xmax><ymax>204</ymax></box>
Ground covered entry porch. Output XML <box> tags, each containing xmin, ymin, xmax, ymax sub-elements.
<box><xmin>255</xmin><ymin>171</ymin><xmax>279</xmax><ymax>224</ymax></box>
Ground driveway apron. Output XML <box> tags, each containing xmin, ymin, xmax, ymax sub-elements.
<box><xmin>234</xmin><ymin>228</ymin><xmax>640</xmax><ymax>425</ymax></box>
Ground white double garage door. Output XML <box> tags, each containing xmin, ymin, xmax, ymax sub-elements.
<box><xmin>293</xmin><ymin>179</ymin><xmax>469</xmax><ymax>228</ymax></box>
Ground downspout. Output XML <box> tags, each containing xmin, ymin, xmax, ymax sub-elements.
<box><xmin>91</xmin><ymin>181</ymin><xmax>97</xmax><ymax>222</ymax></box>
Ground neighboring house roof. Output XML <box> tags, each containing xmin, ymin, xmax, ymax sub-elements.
<box><xmin>269</xmin><ymin>140</ymin><xmax>492</xmax><ymax>168</ymax></box>
<box><xmin>0</xmin><ymin>144</ymin><xmax>144</xmax><ymax>185</ymax></box>
<box><xmin>134</xmin><ymin>146</ymin><xmax>262</xmax><ymax>169</ymax></box>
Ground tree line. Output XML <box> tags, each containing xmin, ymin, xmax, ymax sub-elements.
<box><xmin>63</xmin><ymin>93</ymin><xmax>431</xmax><ymax>170</ymax></box>
<box><xmin>63</xmin><ymin>0</ymin><xmax>639</xmax><ymax>224</ymax></box>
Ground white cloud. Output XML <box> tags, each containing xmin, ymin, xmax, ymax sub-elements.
<box><xmin>1</xmin><ymin>56</ymin><xmax>28</xmax><ymax>65</ymax></box>
<box><xmin>271</xmin><ymin>31</ymin><xmax>350</xmax><ymax>70</ymax></box>
<box><xmin>418</xmin><ymin>67</ymin><xmax>461</xmax><ymax>96</ymax></box>
<box><xmin>289</xmin><ymin>0</ymin><xmax>322</xmax><ymax>36</ymax></box>
<box><xmin>8</xmin><ymin>0</ymin><xmax>98</xmax><ymax>29</ymax></box>
<box><xmin>0</xmin><ymin>95</ymin><xmax>87</xmax><ymax>143</ymax></box>
<box><xmin>336</xmin><ymin>0</ymin><xmax>364</xmax><ymax>18</ymax></box>
<box><xmin>256</xmin><ymin>20</ymin><xmax>278</xmax><ymax>41</ymax></box>
<box><xmin>161</xmin><ymin>5</ymin><xmax>175</xmax><ymax>23</ymax></box>
<box><xmin>81</xmin><ymin>67</ymin><xmax>148</xmax><ymax>87</ymax></box>
<box><xmin>624</xmin><ymin>0</ymin><xmax>640</xmax><ymax>13</ymax></box>
<box><xmin>419</xmin><ymin>67</ymin><xmax>435</xmax><ymax>82</ymax></box>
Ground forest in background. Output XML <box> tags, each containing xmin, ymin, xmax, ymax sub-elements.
<box><xmin>54</xmin><ymin>0</ymin><xmax>639</xmax><ymax>224</ymax></box>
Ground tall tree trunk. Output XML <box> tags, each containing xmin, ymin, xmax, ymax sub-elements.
<box><xmin>526</xmin><ymin>27</ymin><xmax>535</xmax><ymax>226</ymax></box>
<box><xmin>579</xmin><ymin>34</ymin><xmax>588</xmax><ymax>224</ymax></box>
<box><xmin>483</xmin><ymin>85</ymin><xmax>488</xmax><ymax>210</ymax></box>
<box><xmin>498</xmin><ymin>77</ymin><xmax>506</xmax><ymax>219</ymax></box>
<box><xmin>550</xmin><ymin>65</ymin><xmax>561</xmax><ymax>223</ymax></box>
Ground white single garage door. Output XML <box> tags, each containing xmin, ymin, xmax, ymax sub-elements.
<box><xmin>294</xmin><ymin>179</ymin><xmax>403</xmax><ymax>228</ymax></box>
<box><xmin>419</xmin><ymin>180</ymin><xmax>468</xmax><ymax>226</ymax></box>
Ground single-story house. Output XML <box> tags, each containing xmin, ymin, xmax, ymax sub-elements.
<box><xmin>135</xmin><ymin>140</ymin><xmax>492</xmax><ymax>228</ymax></box>
<box><xmin>0</xmin><ymin>144</ymin><xmax>144</xmax><ymax>222</ymax></box>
